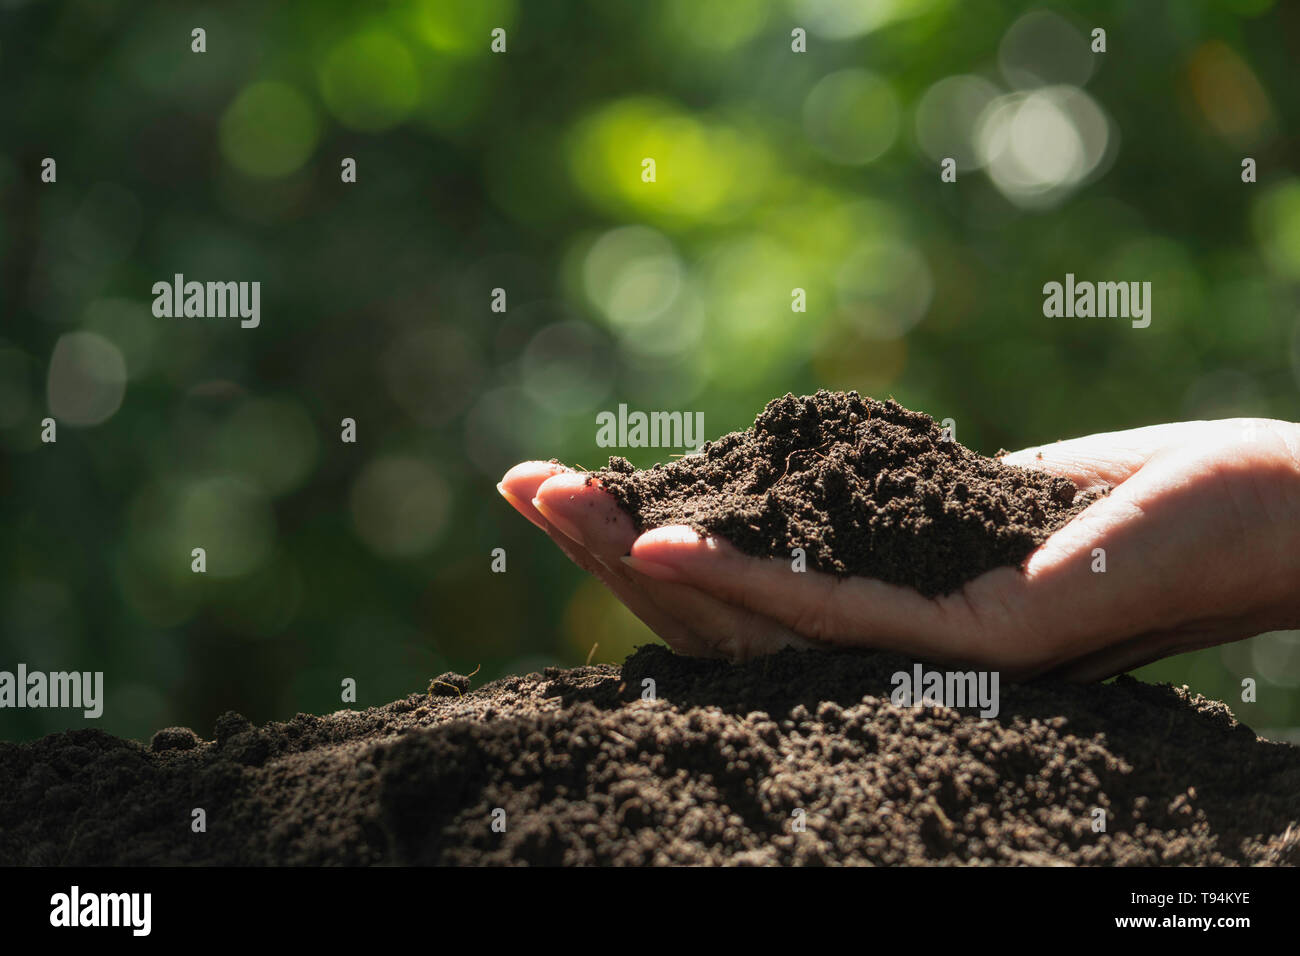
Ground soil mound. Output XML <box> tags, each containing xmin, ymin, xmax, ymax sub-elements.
<box><xmin>2</xmin><ymin>645</ymin><xmax>1296</xmax><ymax>866</ymax></box>
<box><xmin>596</xmin><ymin>390</ymin><xmax>1099</xmax><ymax>596</ymax></box>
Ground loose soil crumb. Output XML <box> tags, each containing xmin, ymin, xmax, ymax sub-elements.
<box><xmin>428</xmin><ymin>672</ymin><xmax>473</xmax><ymax>697</ymax></box>
<box><xmin>596</xmin><ymin>390</ymin><xmax>1099</xmax><ymax>596</ymax></box>
<box><xmin>2</xmin><ymin>646</ymin><xmax>1296</xmax><ymax>866</ymax></box>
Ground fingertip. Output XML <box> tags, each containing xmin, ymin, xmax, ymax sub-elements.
<box><xmin>633</xmin><ymin>525</ymin><xmax>705</xmax><ymax>546</ymax></box>
<box><xmin>499</xmin><ymin>460</ymin><xmax>569</xmax><ymax>495</ymax></box>
<box><xmin>534</xmin><ymin>470</ymin><xmax>596</xmax><ymax>496</ymax></box>
<box><xmin>497</xmin><ymin>485</ymin><xmax>548</xmax><ymax>531</ymax></box>
<box><xmin>498</xmin><ymin>461</ymin><xmax>573</xmax><ymax>530</ymax></box>
<box><xmin>532</xmin><ymin>495</ymin><xmax>588</xmax><ymax>547</ymax></box>
<box><xmin>534</xmin><ymin>471</ymin><xmax>637</xmax><ymax>553</ymax></box>
<box><xmin>630</xmin><ymin>526</ymin><xmax>720</xmax><ymax>565</ymax></box>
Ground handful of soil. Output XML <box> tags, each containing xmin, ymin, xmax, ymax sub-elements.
<box><xmin>596</xmin><ymin>390</ymin><xmax>1099</xmax><ymax>597</ymax></box>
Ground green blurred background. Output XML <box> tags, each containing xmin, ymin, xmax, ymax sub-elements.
<box><xmin>2</xmin><ymin>0</ymin><xmax>1299</xmax><ymax>743</ymax></box>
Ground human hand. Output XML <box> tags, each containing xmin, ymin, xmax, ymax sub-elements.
<box><xmin>498</xmin><ymin>419</ymin><xmax>1300</xmax><ymax>681</ymax></box>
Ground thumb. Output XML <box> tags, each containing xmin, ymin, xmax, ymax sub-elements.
<box><xmin>999</xmin><ymin>421</ymin><xmax>1208</xmax><ymax>491</ymax></box>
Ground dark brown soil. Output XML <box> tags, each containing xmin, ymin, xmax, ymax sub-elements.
<box><xmin>596</xmin><ymin>390</ymin><xmax>1100</xmax><ymax>596</ymax></box>
<box><xmin>2</xmin><ymin>644</ymin><xmax>1296</xmax><ymax>866</ymax></box>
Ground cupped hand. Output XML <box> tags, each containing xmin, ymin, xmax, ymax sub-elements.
<box><xmin>499</xmin><ymin>419</ymin><xmax>1300</xmax><ymax>680</ymax></box>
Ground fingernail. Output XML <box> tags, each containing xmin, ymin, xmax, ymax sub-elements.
<box><xmin>533</xmin><ymin>497</ymin><xmax>587</xmax><ymax>546</ymax></box>
<box><xmin>639</xmin><ymin>526</ymin><xmax>702</xmax><ymax>546</ymax></box>
<box><xmin>496</xmin><ymin>485</ymin><xmax>548</xmax><ymax>531</ymax></box>
<box><xmin>620</xmin><ymin>555</ymin><xmax>683</xmax><ymax>582</ymax></box>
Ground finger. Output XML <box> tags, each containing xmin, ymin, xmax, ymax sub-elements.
<box><xmin>498</xmin><ymin>460</ymin><xmax>571</xmax><ymax>530</ymax></box>
<box><xmin>625</xmin><ymin>527</ymin><xmax>984</xmax><ymax>664</ymax></box>
<box><xmin>547</xmin><ymin>532</ymin><xmax>723</xmax><ymax>658</ymax></box>
<box><xmin>627</xmin><ymin>572</ymin><xmax>823</xmax><ymax>660</ymax></box>
<box><xmin>499</xmin><ymin>462</ymin><xmax>612</xmax><ymax>582</ymax></box>
<box><xmin>499</xmin><ymin>461</ymin><xmax>715</xmax><ymax>655</ymax></box>
<box><xmin>999</xmin><ymin>421</ymin><xmax>1209</xmax><ymax>489</ymax></box>
<box><xmin>533</xmin><ymin>474</ymin><xmax>816</xmax><ymax>659</ymax></box>
<box><xmin>532</xmin><ymin>471</ymin><xmax>637</xmax><ymax>558</ymax></box>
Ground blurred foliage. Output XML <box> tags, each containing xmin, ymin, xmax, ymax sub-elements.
<box><xmin>1</xmin><ymin>0</ymin><xmax>1298</xmax><ymax>742</ymax></box>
